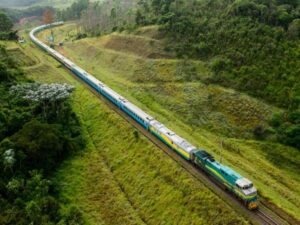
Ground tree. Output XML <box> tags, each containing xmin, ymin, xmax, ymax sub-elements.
<box><xmin>43</xmin><ymin>9</ymin><xmax>54</xmax><ymax>25</ymax></box>
<box><xmin>288</xmin><ymin>19</ymin><xmax>300</xmax><ymax>39</ymax></box>
<box><xmin>10</xmin><ymin>83</ymin><xmax>75</xmax><ymax>121</ymax></box>
<box><xmin>136</xmin><ymin>9</ymin><xmax>146</xmax><ymax>25</ymax></box>
<box><xmin>0</xmin><ymin>12</ymin><xmax>13</xmax><ymax>32</ymax></box>
<box><xmin>3</xmin><ymin>149</ymin><xmax>15</xmax><ymax>173</ymax></box>
<box><xmin>0</xmin><ymin>12</ymin><xmax>17</xmax><ymax>40</ymax></box>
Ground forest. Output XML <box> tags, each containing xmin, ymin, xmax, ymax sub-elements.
<box><xmin>0</xmin><ymin>14</ymin><xmax>85</xmax><ymax>224</ymax></box>
<box><xmin>134</xmin><ymin>0</ymin><xmax>300</xmax><ymax>150</ymax></box>
<box><xmin>57</xmin><ymin>0</ymin><xmax>137</xmax><ymax>35</ymax></box>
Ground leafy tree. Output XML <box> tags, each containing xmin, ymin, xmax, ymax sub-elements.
<box><xmin>42</xmin><ymin>9</ymin><xmax>54</xmax><ymax>25</ymax></box>
<box><xmin>10</xmin><ymin>83</ymin><xmax>74</xmax><ymax>121</ymax></box>
<box><xmin>0</xmin><ymin>12</ymin><xmax>17</xmax><ymax>40</ymax></box>
<box><xmin>0</xmin><ymin>12</ymin><xmax>13</xmax><ymax>32</ymax></box>
<box><xmin>288</xmin><ymin>18</ymin><xmax>300</xmax><ymax>38</ymax></box>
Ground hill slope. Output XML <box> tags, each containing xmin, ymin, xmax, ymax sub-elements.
<box><xmin>0</xmin><ymin>29</ymin><xmax>253</xmax><ymax>224</ymax></box>
<box><xmin>36</xmin><ymin>24</ymin><xmax>300</xmax><ymax>222</ymax></box>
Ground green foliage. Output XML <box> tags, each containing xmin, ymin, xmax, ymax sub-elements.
<box><xmin>0</xmin><ymin>45</ymin><xmax>23</xmax><ymax>82</ymax></box>
<box><xmin>4</xmin><ymin>6</ymin><xmax>55</xmax><ymax>22</ymax></box>
<box><xmin>57</xmin><ymin>0</ymin><xmax>89</xmax><ymax>21</ymax></box>
<box><xmin>0</xmin><ymin>45</ymin><xmax>84</xmax><ymax>224</ymax></box>
<box><xmin>58</xmin><ymin>0</ymin><xmax>137</xmax><ymax>36</ymax></box>
<box><xmin>288</xmin><ymin>18</ymin><xmax>300</xmax><ymax>38</ymax></box>
<box><xmin>270</xmin><ymin>110</ymin><xmax>300</xmax><ymax>149</ymax></box>
<box><xmin>0</xmin><ymin>12</ymin><xmax>17</xmax><ymax>40</ymax></box>
<box><xmin>0</xmin><ymin>170</ymin><xmax>60</xmax><ymax>225</ymax></box>
<box><xmin>136</xmin><ymin>0</ymin><xmax>300</xmax><ymax>149</ymax></box>
<box><xmin>0</xmin><ymin>12</ymin><xmax>13</xmax><ymax>32</ymax></box>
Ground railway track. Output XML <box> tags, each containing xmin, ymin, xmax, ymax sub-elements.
<box><xmin>64</xmin><ymin>65</ymin><xmax>290</xmax><ymax>225</ymax></box>
<box><xmin>30</xmin><ymin>31</ymin><xmax>293</xmax><ymax>224</ymax></box>
<box><xmin>256</xmin><ymin>209</ymin><xmax>283</xmax><ymax>225</ymax></box>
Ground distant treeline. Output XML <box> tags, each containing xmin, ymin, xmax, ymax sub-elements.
<box><xmin>57</xmin><ymin>0</ymin><xmax>137</xmax><ymax>36</ymax></box>
<box><xmin>2</xmin><ymin>6</ymin><xmax>54</xmax><ymax>22</ymax></box>
<box><xmin>0</xmin><ymin>0</ymin><xmax>39</xmax><ymax>8</ymax></box>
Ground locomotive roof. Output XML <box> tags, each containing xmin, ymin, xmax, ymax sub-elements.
<box><xmin>212</xmin><ymin>162</ymin><xmax>242</xmax><ymax>182</ymax></box>
<box><xmin>196</xmin><ymin>150</ymin><xmax>242</xmax><ymax>181</ymax></box>
<box><xmin>236</xmin><ymin>177</ymin><xmax>252</xmax><ymax>187</ymax></box>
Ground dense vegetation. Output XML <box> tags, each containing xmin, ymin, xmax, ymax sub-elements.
<box><xmin>3</xmin><ymin>6</ymin><xmax>54</xmax><ymax>22</ymax></box>
<box><xmin>57</xmin><ymin>0</ymin><xmax>137</xmax><ymax>36</ymax></box>
<box><xmin>57</xmin><ymin>0</ymin><xmax>89</xmax><ymax>21</ymax></box>
<box><xmin>0</xmin><ymin>12</ymin><xmax>17</xmax><ymax>40</ymax></box>
<box><xmin>135</xmin><ymin>0</ymin><xmax>300</xmax><ymax>149</ymax></box>
<box><xmin>0</xmin><ymin>44</ymin><xmax>85</xmax><ymax>224</ymax></box>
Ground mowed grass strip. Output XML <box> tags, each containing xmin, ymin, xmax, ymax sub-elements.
<box><xmin>37</xmin><ymin>25</ymin><xmax>300</xmax><ymax>221</ymax></box>
<box><xmin>23</xmin><ymin>40</ymin><xmax>248</xmax><ymax>224</ymax></box>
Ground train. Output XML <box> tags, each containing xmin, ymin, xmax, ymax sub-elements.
<box><xmin>29</xmin><ymin>22</ymin><xmax>258</xmax><ymax>210</ymax></box>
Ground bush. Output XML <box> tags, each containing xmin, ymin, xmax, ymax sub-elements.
<box><xmin>288</xmin><ymin>18</ymin><xmax>300</xmax><ymax>38</ymax></box>
<box><xmin>253</xmin><ymin>125</ymin><xmax>266</xmax><ymax>139</ymax></box>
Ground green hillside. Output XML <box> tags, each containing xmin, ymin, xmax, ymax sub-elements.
<box><xmin>37</xmin><ymin>23</ymin><xmax>300</xmax><ymax>222</ymax></box>
<box><xmin>0</xmin><ymin>31</ymin><xmax>252</xmax><ymax>224</ymax></box>
<box><xmin>134</xmin><ymin>0</ymin><xmax>300</xmax><ymax>151</ymax></box>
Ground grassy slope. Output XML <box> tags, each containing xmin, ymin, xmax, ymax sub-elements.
<box><xmin>37</xmin><ymin>24</ymin><xmax>300</xmax><ymax>221</ymax></box>
<box><xmin>2</xmin><ymin>31</ymin><xmax>250</xmax><ymax>224</ymax></box>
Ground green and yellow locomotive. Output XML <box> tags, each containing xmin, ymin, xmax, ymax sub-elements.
<box><xmin>192</xmin><ymin>150</ymin><xmax>258</xmax><ymax>210</ymax></box>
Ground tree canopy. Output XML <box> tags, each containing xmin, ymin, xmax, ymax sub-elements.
<box><xmin>0</xmin><ymin>11</ymin><xmax>17</xmax><ymax>40</ymax></box>
<box><xmin>0</xmin><ymin>45</ymin><xmax>85</xmax><ymax>224</ymax></box>
<box><xmin>0</xmin><ymin>12</ymin><xmax>13</xmax><ymax>32</ymax></box>
<box><xmin>135</xmin><ymin>0</ymin><xmax>300</xmax><ymax>150</ymax></box>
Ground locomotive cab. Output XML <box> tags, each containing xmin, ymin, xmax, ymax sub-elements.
<box><xmin>235</xmin><ymin>178</ymin><xmax>258</xmax><ymax>210</ymax></box>
<box><xmin>236</xmin><ymin>178</ymin><xmax>257</xmax><ymax>196</ymax></box>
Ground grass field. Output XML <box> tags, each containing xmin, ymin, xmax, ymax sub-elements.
<box><xmin>0</xmin><ymin>30</ymin><xmax>254</xmax><ymax>224</ymax></box>
<box><xmin>35</xmin><ymin>24</ymin><xmax>300</xmax><ymax>222</ymax></box>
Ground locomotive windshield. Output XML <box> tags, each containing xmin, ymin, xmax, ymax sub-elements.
<box><xmin>242</xmin><ymin>183</ymin><xmax>253</xmax><ymax>189</ymax></box>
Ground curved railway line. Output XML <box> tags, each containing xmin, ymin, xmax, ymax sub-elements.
<box><xmin>30</xmin><ymin>23</ymin><xmax>296</xmax><ymax>225</ymax></box>
<box><xmin>68</xmin><ymin>70</ymin><xmax>289</xmax><ymax>225</ymax></box>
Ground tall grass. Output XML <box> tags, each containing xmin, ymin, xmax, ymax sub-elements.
<box><xmin>16</xmin><ymin>37</ymin><xmax>249</xmax><ymax>224</ymax></box>
<box><xmin>34</xmin><ymin>25</ymin><xmax>300</xmax><ymax>221</ymax></box>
